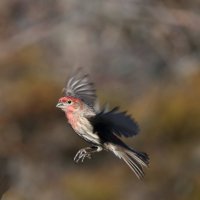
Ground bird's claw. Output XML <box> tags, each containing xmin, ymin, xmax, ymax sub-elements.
<box><xmin>74</xmin><ymin>148</ymin><xmax>92</xmax><ymax>163</ymax></box>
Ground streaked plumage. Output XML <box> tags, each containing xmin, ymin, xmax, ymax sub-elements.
<box><xmin>63</xmin><ymin>70</ymin><xmax>96</xmax><ymax>107</ymax></box>
<box><xmin>56</xmin><ymin>69</ymin><xmax>149</xmax><ymax>179</ymax></box>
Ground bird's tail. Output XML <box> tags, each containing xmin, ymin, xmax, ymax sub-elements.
<box><xmin>107</xmin><ymin>143</ymin><xmax>149</xmax><ymax>179</ymax></box>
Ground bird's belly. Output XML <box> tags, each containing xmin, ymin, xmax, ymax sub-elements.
<box><xmin>74</xmin><ymin>121</ymin><xmax>100</xmax><ymax>145</ymax></box>
<box><xmin>77</xmin><ymin>130</ymin><xmax>100</xmax><ymax>145</ymax></box>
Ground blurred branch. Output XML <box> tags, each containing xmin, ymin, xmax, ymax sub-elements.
<box><xmin>0</xmin><ymin>4</ymin><xmax>200</xmax><ymax>61</ymax></box>
<box><xmin>147</xmin><ymin>6</ymin><xmax>200</xmax><ymax>30</ymax></box>
<box><xmin>0</xmin><ymin>20</ymin><xmax>64</xmax><ymax>61</ymax></box>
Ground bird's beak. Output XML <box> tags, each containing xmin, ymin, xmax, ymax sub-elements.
<box><xmin>56</xmin><ymin>102</ymin><xmax>64</xmax><ymax>108</ymax></box>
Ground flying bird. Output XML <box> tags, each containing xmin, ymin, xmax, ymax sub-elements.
<box><xmin>56</xmin><ymin>70</ymin><xmax>149</xmax><ymax>179</ymax></box>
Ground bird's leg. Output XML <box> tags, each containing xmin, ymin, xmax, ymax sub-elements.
<box><xmin>74</xmin><ymin>146</ymin><xmax>103</xmax><ymax>163</ymax></box>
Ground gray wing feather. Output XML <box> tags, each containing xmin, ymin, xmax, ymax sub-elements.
<box><xmin>64</xmin><ymin>70</ymin><xmax>96</xmax><ymax>107</ymax></box>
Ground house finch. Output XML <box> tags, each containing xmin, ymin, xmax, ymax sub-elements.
<box><xmin>56</xmin><ymin>70</ymin><xmax>149</xmax><ymax>179</ymax></box>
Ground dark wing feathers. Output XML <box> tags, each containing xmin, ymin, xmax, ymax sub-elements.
<box><xmin>64</xmin><ymin>70</ymin><xmax>96</xmax><ymax>106</ymax></box>
<box><xmin>90</xmin><ymin>107</ymin><xmax>139</xmax><ymax>138</ymax></box>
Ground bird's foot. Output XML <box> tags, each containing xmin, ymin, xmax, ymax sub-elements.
<box><xmin>74</xmin><ymin>148</ymin><xmax>92</xmax><ymax>163</ymax></box>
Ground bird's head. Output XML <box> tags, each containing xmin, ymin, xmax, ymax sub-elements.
<box><xmin>56</xmin><ymin>96</ymin><xmax>82</xmax><ymax>112</ymax></box>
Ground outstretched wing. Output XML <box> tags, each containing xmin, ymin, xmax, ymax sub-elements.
<box><xmin>63</xmin><ymin>69</ymin><xmax>97</xmax><ymax>107</ymax></box>
<box><xmin>90</xmin><ymin>107</ymin><xmax>140</xmax><ymax>138</ymax></box>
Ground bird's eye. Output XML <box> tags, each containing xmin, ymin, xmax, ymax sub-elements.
<box><xmin>67</xmin><ymin>100</ymin><xmax>72</xmax><ymax>104</ymax></box>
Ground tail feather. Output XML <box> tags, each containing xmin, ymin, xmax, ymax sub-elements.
<box><xmin>122</xmin><ymin>153</ymin><xmax>145</xmax><ymax>179</ymax></box>
<box><xmin>107</xmin><ymin>144</ymin><xmax>149</xmax><ymax>179</ymax></box>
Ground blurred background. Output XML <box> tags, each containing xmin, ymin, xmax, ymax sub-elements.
<box><xmin>0</xmin><ymin>0</ymin><xmax>200</xmax><ymax>200</ymax></box>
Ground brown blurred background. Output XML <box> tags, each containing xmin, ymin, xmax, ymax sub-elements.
<box><xmin>0</xmin><ymin>0</ymin><xmax>200</xmax><ymax>200</ymax></box>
